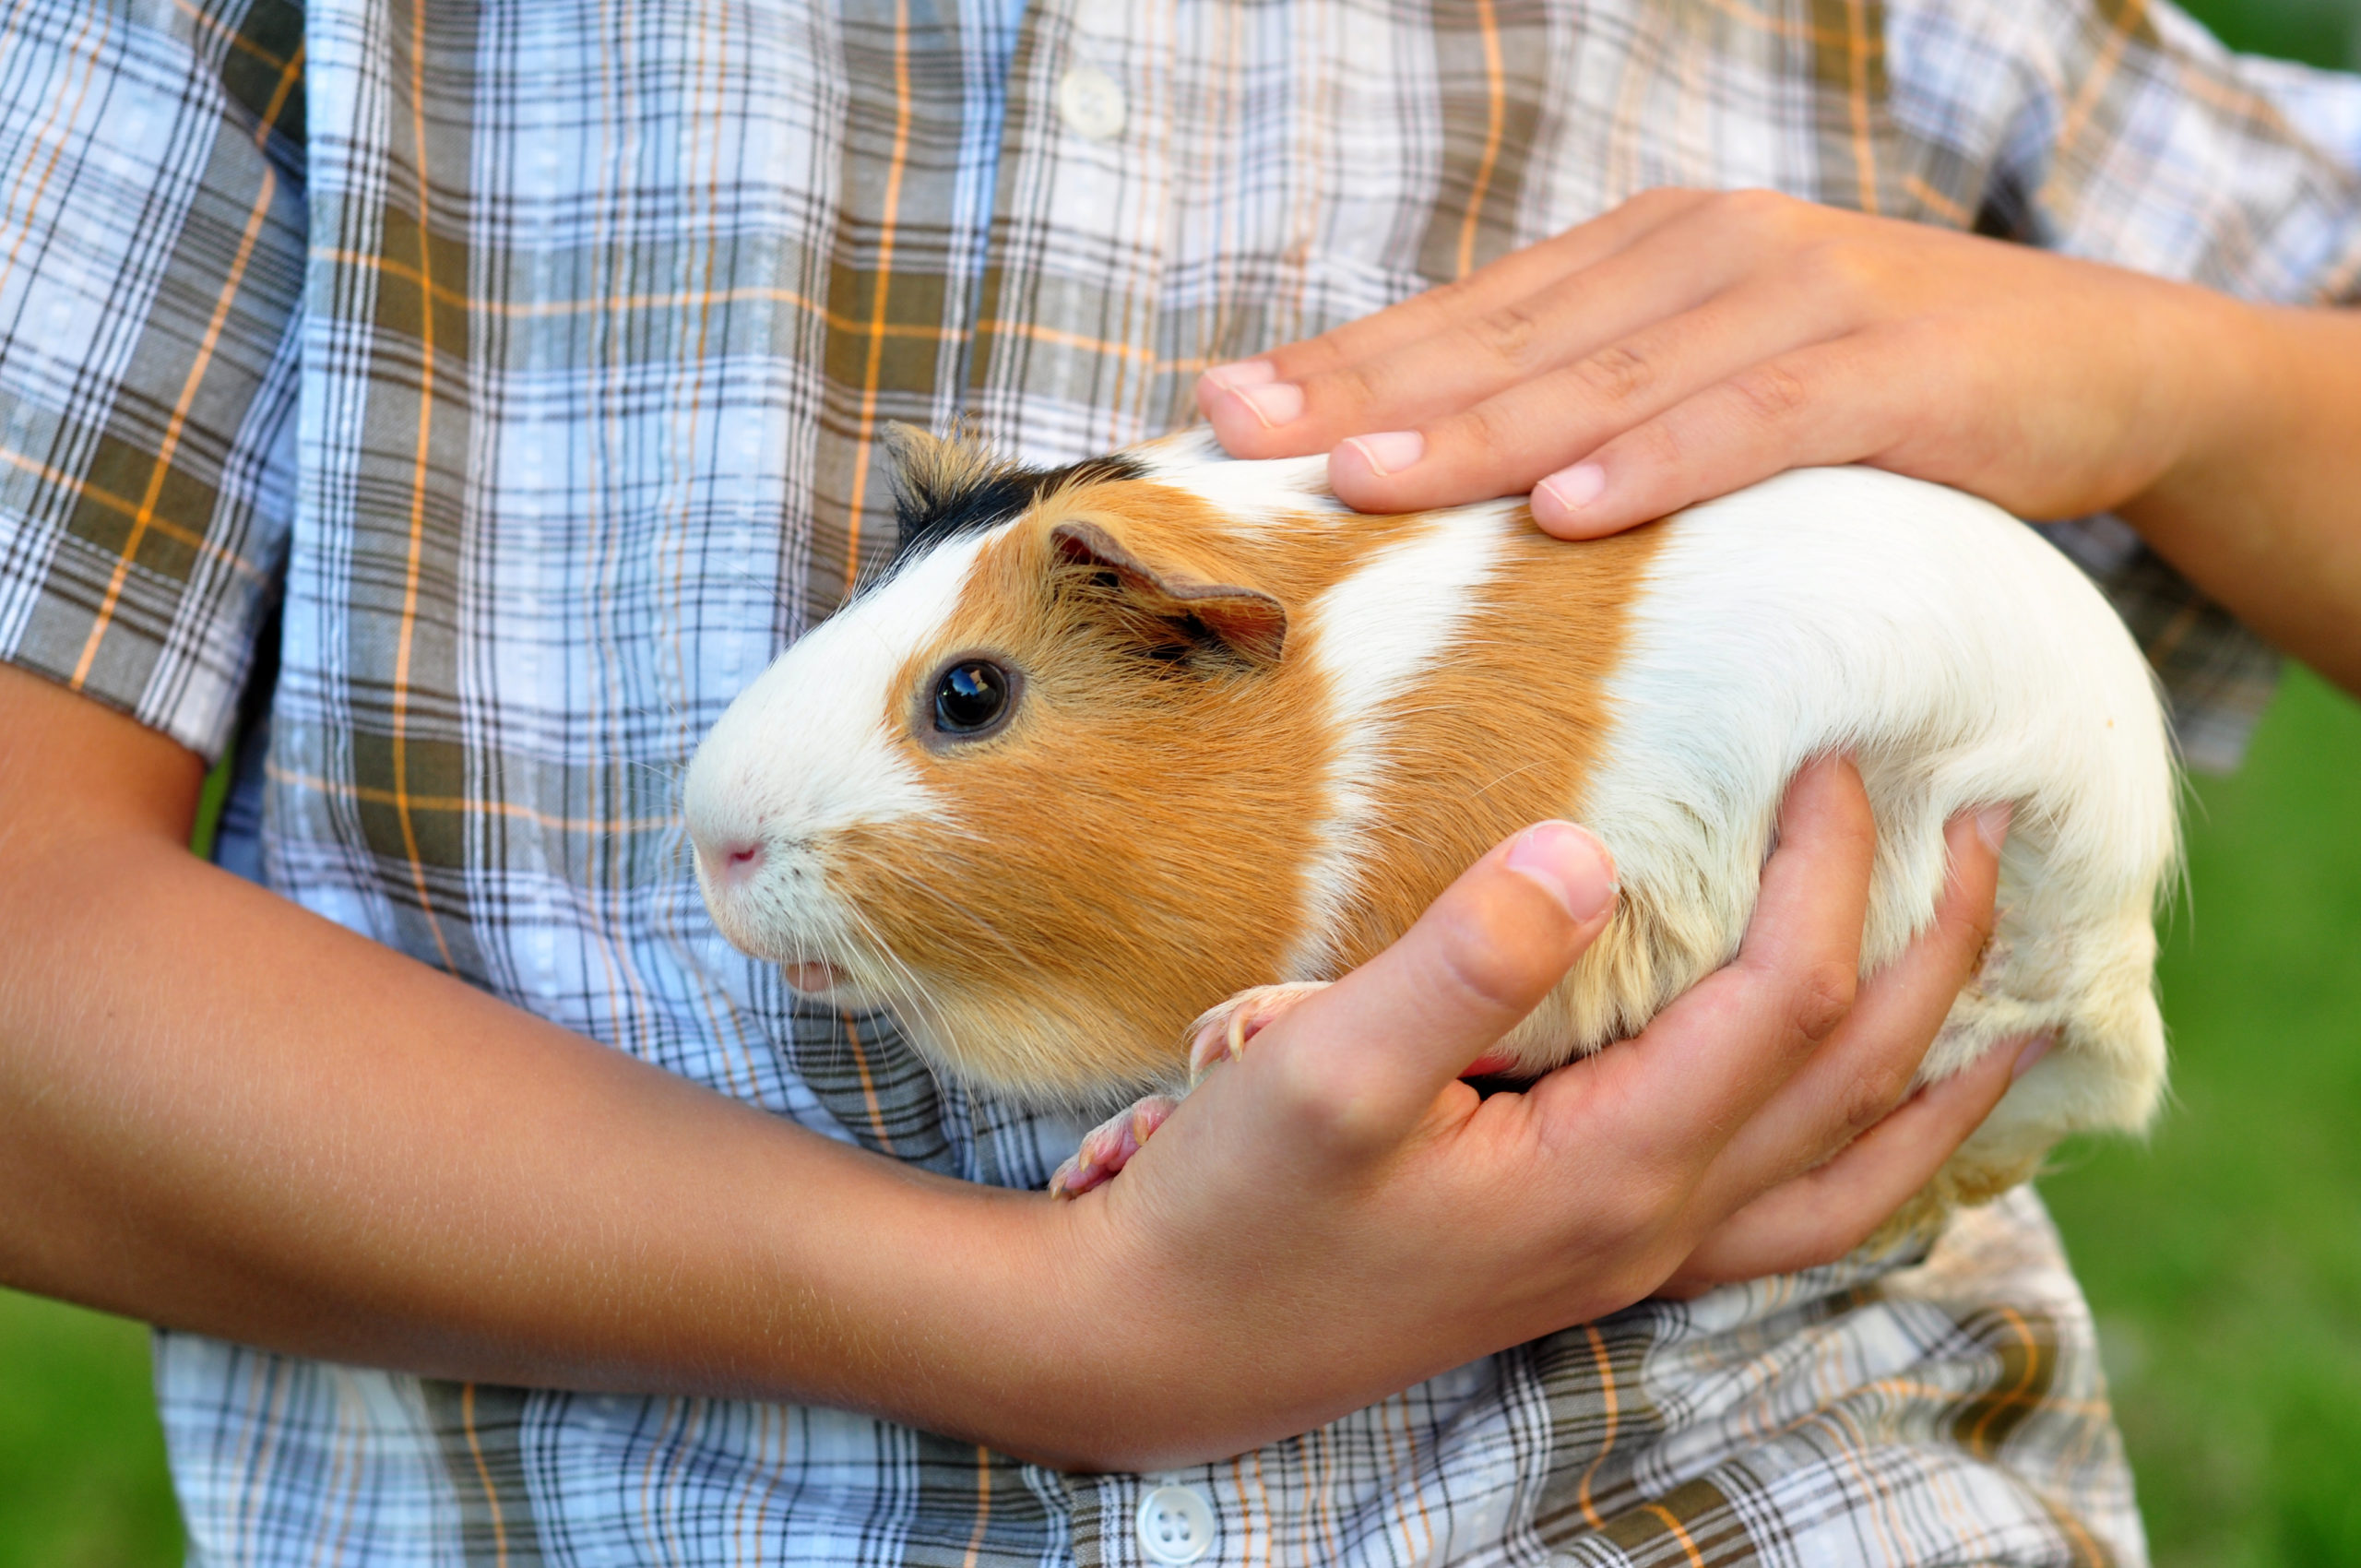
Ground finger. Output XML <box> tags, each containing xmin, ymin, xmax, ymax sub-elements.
<box><xmin>1531</xmin><ymin>757</ymin><xmax>1875</xmax><ymax>1166</ymax></box>
<box><xmin>1655</xmin><ymin>1028</ymin><xmax>2046</xmax><ymax>1295</ymax></box>
<box><xmin>1228</xmin><ymin>219</ymin><xmax>1749</xmax><ymax>470</ymax></box>
<box><xmin>1731</xmin><ymin>755</ymin><xmax>1879</xmax><ymax>989</ymax></box>
<box><xmin>1226</xmin><ymin>189</ymin><xmax>1705</xmax><ymax>387</ymax></box>
<box><xmin>1525</xmin><ymin>331</ymin><xmax>1916</xmax><ymax>537</ymax></box>
<box><xmin>1322</xmin><ymin>274</ymin><xmax>1853</xmax><ymax>515</ymax></box>
<box><xmin>1246</xmin><ymin>820</ymin><xmax>1618</xmax><ymax>1156</ymax></box>
<box><xmin>1690</xmin><ymin>803</ymin><xmax>2008</xmax><ymax>1217</ymax></box>
<box><xmin>1195</xmin><ymin>190</ymin><xmax>1711</xmax><ymax>455</ymax></box>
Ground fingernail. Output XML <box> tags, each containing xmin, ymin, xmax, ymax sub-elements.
<box><xmin>1975</xmin><ymin>802</ymin><xmax>2014</xmax><ymax>853</ymax></box>
<box><xmin>1202</xmin><ymin>358</ymin><xmax>1277</xmax><ymax>391</ymax></box>
<box><xmin>1505</xmin><ymin>821</ymin><xmax>1618</xmax><ymax>923</ymax></box>
<box><xmin>1341</xmin><ymin>430</ymin><xmax>1424</xmax><ymax>478</ymax></box>
<box><xmin>2010</xmin><ymin>1031</ymin><xmax>2056</xmax><ymax>1080</ymax></box>
<box><xmin>1230</xmin><ymin>381</ymin><xmax>1304</xmax><ymax>428</ymax></box>
<box><xmin>1536</xmin><ymin>461</ymin><xmax>1608</xmax><ymax>515</ymax></box>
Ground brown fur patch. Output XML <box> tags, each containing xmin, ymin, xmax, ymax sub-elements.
<box><xmin>1303</xmin><ymin>515</ymin><xmax>1678</xmax><ymax>1070</ymax></box>
<box><xmin>1319</xmin><ymin>517</ymin><xmax>1663</xmax><ymax>962</ymax></box>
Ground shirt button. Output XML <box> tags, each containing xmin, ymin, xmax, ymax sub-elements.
<box><xmin>1135</xmin><ymin>1484</ymin><xmax>1216</xmax><ymax>1564</ymax></box>
<box><xmin>1057</xmin><ymin>65</ymin><xmax>1127</xmax><ymax>140</ymax></box>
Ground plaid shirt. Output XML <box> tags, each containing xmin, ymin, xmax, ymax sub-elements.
<box><xmin>4</xmin><ymin>0</ymin><xmax>2357</xmax><ymax>1561</ymax></box>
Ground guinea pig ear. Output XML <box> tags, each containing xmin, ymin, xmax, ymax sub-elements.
<box><xmin>1050</xmin><ymin>519</ymin><xmax>1288</xmax><ymax>666</ymax></box>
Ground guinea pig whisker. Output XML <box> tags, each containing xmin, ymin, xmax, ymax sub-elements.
<box><xmin>814</xmin><ymin>864</ymin><xmax>936</xmax><ymax>995</ymax></box>
<box><xmin>836</xmin><ymin>897</ymin><xmax>952</xmax><ymax>1045</ymax></box>
<box><xmin>830</xmin><ymin>901</ymin><xmax>923</xmax><ymax>1007</ymax></box>
<box><xmin>907</xmin><ymin>819</ymin><xmax>997</xmax><ymax>852</ymax></box>
<box><xmin>832</xmin><ymin>847</ymin><xmax>1048</xmax><ymax>977</ymax></box>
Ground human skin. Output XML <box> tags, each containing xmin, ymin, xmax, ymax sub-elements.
<box><xmin>1199</xmin><ymin>189</ymin><xmax>2361</xmax><ymax>695</ymax></box>
<box><xmin>0</xmin><ymin>659</ymin><xmax>2018</xmax><ymax>1470</ymax></box>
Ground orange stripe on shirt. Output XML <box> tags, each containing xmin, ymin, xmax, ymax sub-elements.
<box><xmin>841</xmin><ymin>0</ymin><xmax>916</xmax><ymax>599</ymax></box>
<box><xmin>1453</xmin><ymin>0</ymin><xmax>1506</xmax><ymax>279</ymax></box>
<box><xmin>388</xmin><ymin>0</ymin><xmax>457</xmax><ymax>971</ymax></box>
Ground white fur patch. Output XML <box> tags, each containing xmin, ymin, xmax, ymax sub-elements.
<box><xmin>1284</xmin><ymin>503</ymin><xmax>1517</xmax><ymax>974</ymax></box>
<box><xmin>682</xmin><ymin>527</ymin><xmax>1003</xmax><ymax>964</ymax></box>
<box><xmin>1139</xmin><ymin>445</ymin><xmax>1339</xmax><ymax>533</ymax></box>
<box><xmin>1581</xmin><ymin>468</ymin><xmax>2175</xmax><ymax>1130</ymax></box>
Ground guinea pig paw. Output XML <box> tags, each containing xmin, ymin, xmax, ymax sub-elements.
<box><xmin>1186</xmin><ymin>981</ymin><xmax>1333</xmax><ymax>1080</ymax></box>
<box><xmin>1048</xmin><ymin>1095</ymin><xmax>1180</xmax><ymax>1200</ymax></box>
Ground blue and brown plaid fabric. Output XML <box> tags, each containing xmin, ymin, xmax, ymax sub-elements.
<box><xmin>5</xmin><ymin>0</ymin><xmax>2357</xmax><ymax>1562</ymax></box>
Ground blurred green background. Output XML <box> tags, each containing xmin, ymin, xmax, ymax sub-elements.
<box><xmin>3</xmin><ymin>3</ymin><xmax>2357</xmax><ymax>1562</ymax></box>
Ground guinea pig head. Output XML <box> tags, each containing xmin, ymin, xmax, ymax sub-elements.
<box><xmin>683</xmin><ymin>450</ymin><xmax>1333</xmax><ymax>1105</ymax></box>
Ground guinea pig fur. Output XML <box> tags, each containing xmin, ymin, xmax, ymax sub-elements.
<box><xmin>684</xmin><ymin>425</ymin><xmax>2176</xmax><ymax>1219</ymax></box>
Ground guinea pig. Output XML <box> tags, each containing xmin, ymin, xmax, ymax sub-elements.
<box><xmin>683</xmin><ymin>425</ymin><xmax>2176</xmax><ymax>1219</ymax></box>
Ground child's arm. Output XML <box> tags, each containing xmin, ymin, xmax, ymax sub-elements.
<box><xmin>0</xmin><ymin>662</ymin><xmax>2011</xmax><ymax>1470</ymax></box>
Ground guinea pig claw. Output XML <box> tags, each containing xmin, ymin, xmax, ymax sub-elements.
<box><xmin>1185</xmin><ymin>981</ymin><xmax>1334</xmax><ymax>1081</ymax></box>
<box><xmin>1049</xmin><ymin>1095</ymin><xmax>1180</xmax><ymax>1200</ymax></box>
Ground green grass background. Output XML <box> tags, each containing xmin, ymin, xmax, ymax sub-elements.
<box><xmin>3</xmin><ymin>6</ymin><xmax>2356</xmax><ymax>1560</ymax></box>
<box><xmin>2043</xmin><ymin>664</ymin><xmax>2361</xmax><ymax>1567</ymax></box>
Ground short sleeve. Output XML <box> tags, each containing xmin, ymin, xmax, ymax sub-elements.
<box><xmin>1892</xmin><ymin>0</ymin><xmax>2361</xmax><ymax>300</ymax></box>
<box><xmin>0</xmin><ymin>0</ymin><xmax>306</xmax><ymax>762</ymax></box>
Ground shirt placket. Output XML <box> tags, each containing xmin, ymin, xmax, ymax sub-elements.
<box><xmin>967</xmin><ymin>0</ymin><xmax>1184</xmax><ymax>460</ymax></box>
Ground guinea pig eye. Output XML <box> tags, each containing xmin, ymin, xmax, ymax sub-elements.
<box><xmin>931</xmin><ymin>658</ymin><xmax>1016</xmax><ymax>739</ymax></box>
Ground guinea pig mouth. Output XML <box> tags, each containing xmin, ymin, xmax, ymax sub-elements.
<box><xmin>783</xmin><ymin>958</ymin><xmax>849</xmax><ymax>994</ymax></box>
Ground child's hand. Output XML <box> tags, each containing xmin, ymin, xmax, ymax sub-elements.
<box><xmin>1196</xmin><ymin>188</ymin><xmax>2232</xmax><ymax>540</ymax></box>
<box><xmin>1006</xmin><ymin>758</ymin><xmax>2016</xmax><ymax>1472</ymax></box>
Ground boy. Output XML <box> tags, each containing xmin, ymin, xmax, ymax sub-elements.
<box><xmin>1</xmin><ymin>0</ymin><xmax>2355</xmax><ymax>1560</ymax></box>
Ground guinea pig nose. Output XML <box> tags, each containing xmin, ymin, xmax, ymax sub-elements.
<box><xmin>703</xmin><ymin>837</ymin><xmax>765</xmax><ymax>883</ymax></box>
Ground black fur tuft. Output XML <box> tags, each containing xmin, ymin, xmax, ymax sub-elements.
<box><xmin>884</xmin><ymin>423</ymin><xmax>1147</xmax><ymax>561</ymax></box>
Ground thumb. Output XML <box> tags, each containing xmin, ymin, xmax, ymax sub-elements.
<box><xmin>1259</xmin><ymin>821</ymin><xmax>1619</xmax><ymax>1148</ymax></box>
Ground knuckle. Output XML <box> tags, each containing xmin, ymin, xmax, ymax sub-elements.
<box><xmin>1727</xmin><ymin>362</ymin><xmax>1813</xmax><ymax>426</ymax></box>
<box><xmin>1430</xmin><ymin>916</ymin><xmax>1531</xmax><ymax>1017</ymax></box>
<box><xmin>1299</xmin><ymin>1086</ymin><xmax>1391</xmax><ymax>1156</ymax></box>
<box><xmin>1793</xmin><ymin>238</ymin><xmax>1884</xmax><ymax>299</ymax></box>
<box><xmin>1572</xmin><ymin>343</ymin><xmax>1656</xmax><ymax>407</ymax></box>
<box><xmin>1266</xmin><ymin>1048</ymin><xmax>1388</xmax><ymax>1151</ymax></box>
<box><xmin>1837</xmin><ymin>1060</ymin><xmax>1913</xmax><ymax>1135</ymax></box>
<box><xmin>1308</xmin><ymin>360</ymin><xmax>1386</xmax><ymax>420</ymax></box>
<box><xmin>1444</xmin><ymin>397</ymin><xmax>1527</xmax><ymax>460</ymax></box>
<box><xmin>1330</xmin><ymin>358</ymin><xmax>1380</xmax><ymax>405</ymax></box>
<box><xmin>1716</xmin><ymin>186</ymin><xmax>1801</xmax><ymax>237</ymax></box>
<box><xmin>1462</xmin><ymin>303</ymin><xmax>1547</xmax><ymax>369</ymax></box>
<box><xmin>1423</xmin><ymin>274</ymin><xmax>1483</xmax><ymax>316</ymax></box>
<box><xmin>1616</xmin><ymin>416</ymin><xmax>1685</xmax><ymax>473</ymax></box>
<box><xmin>1788</xmin><ymin>959</ymin><xmax>1858</xmax><ymax>1046</ymax></box>
<box><xmin>1270</xmin><ymin>345</ymin><xmax>1333</xmax><ymax>383</ymax></box>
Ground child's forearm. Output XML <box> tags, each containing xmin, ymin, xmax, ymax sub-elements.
<box><xmin>2122</xmin><ymin>299</ymin><xmax>2361</xmax><ymax>695</ymax></box>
